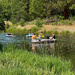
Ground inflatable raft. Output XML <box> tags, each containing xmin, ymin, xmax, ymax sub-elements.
<box><xmin>26</xmin><ymin>33</ymin><xmax>33</xmax><ymax>38</ymax></box>
<box><xmin>5</xmin><ymin>33</ymin><xmax>15</xmax><ymax>37</ymax></box>
<box><xmin>31</xmin><ymin>39</ymin><xmax>56</xmax><ymax>43</ymax></box>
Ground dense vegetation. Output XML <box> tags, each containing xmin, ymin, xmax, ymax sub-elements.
<box><xmin>0</xmin><ymin>44</ymin><xmax>74</xmax><ymax>75</ymax></box>
<box><xmin>0</xmin><ymin>0</ymin><xmax>75</xmax><ymax>23</ymax></box>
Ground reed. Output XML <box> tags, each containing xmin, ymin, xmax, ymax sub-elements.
<box><xmin>0</xmin><ymin>45</ymin><xmax>74</xmax><ymax>75</ymax></box>
<box><xmin>60</xmin><ymin>30</ymin><xmax>71</xmax><ymax>36</ymax></box>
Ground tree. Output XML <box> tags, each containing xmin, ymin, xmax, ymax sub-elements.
<box><xmin>0</xmin><ymin>18</ymin><xmax>5</xmax><ymax>30</ymax></box>
<box><xmin>54</xmin><ymin>0</ymin><xmax>75</xmax><ymax>19</ymax></box>
<box><xmin>1</xmin><ymin>0</ymin><xmax>11</xmax><ymax>20</ymax></box>
<box><xmin>11</xmin><ymin>0</ymin><xmax>30</xmax><ymax>22</ymax></box>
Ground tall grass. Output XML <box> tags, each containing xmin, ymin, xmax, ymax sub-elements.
<box><xmin>6</xmin><ymin>26</ymin><xmax>29</xmax><ymax>34</ymax></box>
<box><xmin>0</xmin><ymin>45</ymin><xmax>74</xmax><ymax>75</ymax></box>
<box><xmin>60</xmin><ymin>30</ymin><xmax>71</xmax><ymax>36</ymax></box>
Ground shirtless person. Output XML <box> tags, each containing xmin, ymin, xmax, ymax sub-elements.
<box><xmin>52</xmin><ymin>33</ymin><xmax>55</xmax><ymax>39</ymax></box>
<box><xmin>32</xmin><ymin>33</ymin><xmax>37</xmax><ymax>40</ymax></box>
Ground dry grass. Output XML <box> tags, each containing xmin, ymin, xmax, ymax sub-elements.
<box><xmin>17</xmin><ymin>24</ymin><xmax>75</xmax><ymax>33</ymax></box>
<box><xmin>17</xmin><ymin>25</ymin><xmax>36</xmax><ymax>30</ymax></box>
<box><xmin>4</xmin><ymin>21</ymin><xmax>12</xmax><ymax>25</ymax></box>
<box><xmin>42</xmin><ymin>25</ymin><xmax>75</xmax><ymax>33</ymax></box>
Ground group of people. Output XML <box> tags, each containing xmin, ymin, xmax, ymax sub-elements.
<box><xmin>32</xmin><ymin>32</ymin><xmax>55</xmax><ymax>41</ymax></box>
<box><xmin>32</xmin><ymin>32</ymin><xmax>43</xmax><ymax>41</ymax></box>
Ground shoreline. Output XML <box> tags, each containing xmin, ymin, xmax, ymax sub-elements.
<box><xmin>17</xmin><ymin>25</ymin><xmax>75</xmax><ymax>33</ymax></box>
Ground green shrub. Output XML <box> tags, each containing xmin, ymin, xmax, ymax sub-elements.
<box><xmin>65</xmin><ymin>22</ymin><xmax>72</xmax><ymax>25</ymax></box>
<box><xmin>42</xmin><ymin>21</ymin><xmax>49</xmax><ymax>25</ymax></box>
<box><xmin>35</xmin><ymin>18</ymin><xmax>42</xmax><ymax>27</ymax></box>
<box><xmin>19</xmin><ymin>18</ymin><xmax>25</xmax><ymax>26</ymax></box>
<box><xmin>60</xmin><ymin>31</ymin><xmax>66</xmax><ymax>35</ymax></box>
<box><xmin>0</xmin><ymin>18</ymin><xmax>5</xmax><ymax>30</ymax></box>
<box><xmin>73</xmin><ymin>32</ymin><xmax>75</xmax><ymax>36</ymax></box>
<box><xmin>30</xmin><ymin>27</ymin><xmax>39</xmax><ymax>33</ymax></box>
<box><xmin>47</xmin><ymin>30</ymin><xmax>53</xmax><ymax>34</ymax></box>
<box><xmin>5</xmin><ymin>23</ymin><xmax>10</xmax><ymax>29</ymax></box>
<box><xmin>69</xmin><ymin>16</ymin><xmax>75</xmax><ymax>20</ymax></box>
<box><xmin>58</xmin><ymin>16</ymin><xmax>64</xmax><ymax>20</ymax></box>
<box><xmin>11</xmin><ymin>19</ymin><xmax>17</xmax><ymax>24</ymax></box>
<box><xmin>54</xmin><ymin>30</ymin><xmax>59</xmax><ymax>35</ymax></box>
<box><xmin>43</xmin><ymin>29</ymin><xmax>46</xmax><ymax>34</ymax></box>
<box><xmin>60</xmin><ymin>30</ymin><xmax>70</xmax><ymax>36</ymax></box>
<box><xmin>52</xmin><ymin>22</ymin><xmax>58</xmax><ymax>25</ymax></box>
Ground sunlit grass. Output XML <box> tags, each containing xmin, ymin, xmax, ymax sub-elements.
<box><xmin>0</xmin><ymin>45</ymin><xmax>74</xmax><ymax>75</ymax></box>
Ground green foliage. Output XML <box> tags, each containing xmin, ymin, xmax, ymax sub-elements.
<box><xmin>5</xmin><ymin>23</ymin><xmax>10</xmax><ymax>29</ymax></box>
<box><xmin>6</xmin><ymin>25</ymin><xmax>28</xmax><ymax>34</ymax></box>
<box><xmin>51</xmin><ymin>20</ymin><xmax>72</xmax><ymax>25</ymax></box>
<box><xmin>69</xmin><ymin>16</ymin><xmax>75</xmax><ymax>20</ymax></box>
<box><xmin>0</xmin><ymin>45</ymin><xmax>74</xmax><ymax>75</ymax></box>
<box><xmin>47</xmin><ymin>31</ymin><xmax>53</xmax><ymax>34</ymax></box>
<box><xmin>0</xmin><ymin>18</ymin><xmax>5</xmax><ymax>31</ymax></box>
<box><xmin>0</xmin><ymin>0</ymin><xmax>75</xmax><ymax>22</ymax></box>
<box><xmin>73</xmin><ymin>32</ymin><xmax>75</xmax><ymax>36</ymax></box>
<box><xmin>65</xmin><ymin>22</ymin><xmax>72</xmax><ymax>25</ymax></box>
<box><xmin>54</xmin><ymin>30</ymin><xmax>59</xmax><ymax>35</ymax></box>
<box><xmin>57</xmin><ymin>15</ymin><xmax>64</xmax><ymax>20</ymax></box>
<box><xmin>35</xmin><ymin>18</ymin><xmax>42</xmax><ymax>27</ymax></box>
<box><xmin>30</xmin><ymin>27</ymin><xmax>39</xmax><ymax>33</ymax></box>
<box><xmin>19</xmin><ymin>18</ymin><xmax>25</xmax><ymax>26</ymax></box>
<box><xmin>52</xmin><ymin>22</ymin><xmax>58</xmax><ymax>25</ymax></box>
<box><xmin>43</xmin><ymin>29</ymin><xmax>46</xmax><ymax>34</ymax></box>
<box><xmin>60</xmin><ymin>30</ymin><xmax>71</xmax><ymax>36</ymax></box>
<box><xmin>25</xmin><ymin>20</ymin><xmax>36</xmax><ymax>25</ymax></box>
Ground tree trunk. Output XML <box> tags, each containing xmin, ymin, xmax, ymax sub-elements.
<box><xmin>64</xmin><ymin>6</ymin><xmax>68</xmax><ymax>19</ymax></box>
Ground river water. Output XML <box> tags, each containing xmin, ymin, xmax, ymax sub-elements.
<box><xmin>0</xmin><ymin>33</ymin><xmax>75</xmax><ymax>71</ymax></box>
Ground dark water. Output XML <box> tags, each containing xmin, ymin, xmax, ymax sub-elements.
<box><xmin>0</xmin><ymin>33</ymin><xmax>75</xmax><ymax>71</ymax></box>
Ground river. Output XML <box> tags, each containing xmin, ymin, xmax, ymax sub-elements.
<box><xmin>0</xmin><ymin>33</ymin><xmax>75</xmax><ymax>71</ymax></box>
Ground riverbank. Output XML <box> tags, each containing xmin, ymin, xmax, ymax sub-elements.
<box><xmin>0</xmin><ymin>45</ymin><xmax>74</xmax><ymax>75</ymax></box>
<box><xmin>5</xmin><ymin>20</ymin><xmax>75</xmax><ymax>35</ymax></box>
<box><xmin>20</xmin><ymin>24</ymin><xmax>75</xmax><ymax>33</ymax></box>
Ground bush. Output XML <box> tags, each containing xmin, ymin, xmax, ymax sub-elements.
<box><xmin>54</xmin><ymin>30</ymin><xmax>59</xmax><ymax>35</ymax></box>
<box><xmin>69</xmin><ymin>16</ymin><xmax>75</xmax><ymax>20</ymax></box>
<box><xmin>52</xmin><ymin>22</ymin><xmax>58</xmax><ymax>25</ymax></box>
<box><xmin>60</xmin><ymin>30</ymin><xmax>71</xmax><ymax>36</ymax></box>
<box><xmin>30</xmin><ymin>27</ymin><xmax>39</xmax><ymax>33</ymax></box>
<box><xmin>47</xmin><ymin>30</ymin><xmax>53</xmax><ymax>34</ymax></box>
<box><xmin>19</xmin><ymin>18</ymin><xmax>25</xmax><ymax>26</ymax></box>
<box><xmin>43</xmin><ymin>29</ymin><xmax>46</xmax><ymax>34</ymax></box>
<box><xmin>57</xmin><ymin>15</ymin><xmax>64</xmax><ymax>20</ymax></box>
<box><xmin>73</xmin><ymin>32</ymin><xmax>75</xmax><ymax>36</ymax></box>
<box><xmin>35</xmin><ymin>18</ymin><xmax>42</xmax><ymax>27</ymax></box>
<box><xmin>65</xmin><ymin>22</ymin><xmax>72</xmax><ymax>25</ymax></box>
<box><xmin>5</xmin><ymin>23</ymin><xmax>10</xmax><ymax>29</ymax></box>
<box><xmin>0</xmin><ymin>18</ymin><xmax>5</xmax><ymax>31</ymax></box>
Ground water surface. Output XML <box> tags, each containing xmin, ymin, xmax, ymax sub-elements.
<box><xmin>0</xmin><ymin>33</ymin><xmax>75</xmax><ymax>71</ymax></box>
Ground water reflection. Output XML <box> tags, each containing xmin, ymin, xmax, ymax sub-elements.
<box><xmin>32</xmin><ymin>43</ymin><xmax>55</xmax><ymax>54</ymax></box>
<box><xmin>0</xmin><ymin>33</ymin><xmax>75</xmax><ymax>71</ymax></box>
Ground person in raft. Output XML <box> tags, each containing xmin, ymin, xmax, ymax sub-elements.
<box><xmin>38</xmin><ymin>32</ymin><xmax>43</xmax><ymax>41</ymax></box>
<box><xmin>49</xmin><ymin>33</ymin><xmax>55</xmax><ymax>39</ymax></box>
<box><xmin>7</xmin><ymin>32</ymin><xmax>12</xmax><ymax>35</ymax></box>
<box><xmin>52</xmin><ymin>33</ymin><xmax>55</xmax><ymax>39</ymax></box>
<box><xmin>32</xmin><ymin>33</ymin><xmax>37</xmax><ymax>40</ymax></box>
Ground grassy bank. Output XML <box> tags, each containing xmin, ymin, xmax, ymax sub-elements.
<box><xmin>0</xmin><ymin>45</ymin><xmax>74</xmax><ymax>75</ymax></box>
<box><xmin>4</xmin><ymin>19</ymin><xmax>75</xmax><ymax>35</ymax></box>
<box><xmin>5</xmin><ymin>26</ymin><xmax>75</xmax><ymax>36</ymax></box>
